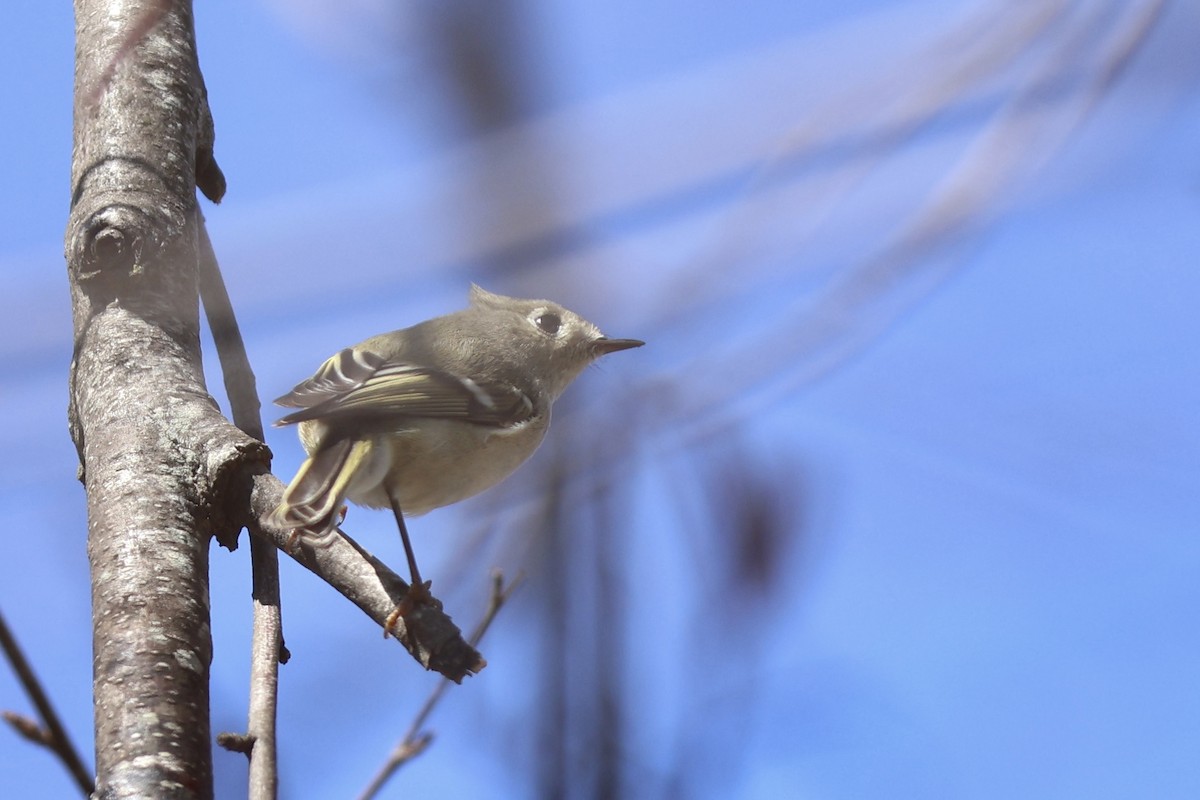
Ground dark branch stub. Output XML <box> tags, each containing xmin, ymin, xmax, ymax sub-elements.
<box><xmin>73</xmin><ymin>205</ymin><xmax>154</xmax><ymax>283</ymax></box>
<box><xmin>215</xmin><ymin>732</ymin><xmax>256</xmax><ymax>758</ymax></box>
<box><xmin>89</xmin><ymin>228</ymin><xmax>129</xmax><ymax>268</ymax></box>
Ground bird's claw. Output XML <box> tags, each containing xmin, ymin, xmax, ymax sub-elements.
<box><xmin>383</xmin><ymin>580</ymin><xmax>434</xmax><ymax>638</ymax></box>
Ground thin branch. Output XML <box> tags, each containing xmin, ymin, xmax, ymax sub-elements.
<box><xmin>197</xmin><ymin>214</ymin><xmax>282</xmax><ymax>800</ymax></box>
<box><xmin>0</xmin><ymin>609</ymin><xmax>94</xmax><ymax>797</ymax></box>
<box><xmin>240</xmin><ymin>536</ymin><xmax>284</xmax><ymax>800</ymax></box>
<box><xmin>358</xmin><ymin>571</ymin><xmax>523</xmax><ymax>800</ymax></box>
<box><xmin>197</xmin><ymin>216</ymin><xmax>263</xmax><ymax>442</ymax></box>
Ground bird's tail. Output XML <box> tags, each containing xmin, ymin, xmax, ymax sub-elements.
<box><xmin>269</xmin><ymin>438</ymin><xmax>376</xmax><ymax>539</ymax></box>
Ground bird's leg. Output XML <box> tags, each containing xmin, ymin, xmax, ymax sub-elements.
<box><xmin>389</xmin><ymin>492</ymin><xmax>426</xmax><ymax>589</ymax></box>
<box><xmin>384</xmin><ymin>490</ymin><xmax>432</xmax><ymax>636</ymax></box>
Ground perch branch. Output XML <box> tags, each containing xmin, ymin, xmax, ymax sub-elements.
<box><xmin>248</xmin><ymin>473</ymin><xmax>486</xmax><ymax>682</ymax></box>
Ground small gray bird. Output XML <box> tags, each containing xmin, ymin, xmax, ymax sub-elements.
<box><xmin>271</xmin><ymin>284</ymin><xmax>643</xmax><ymax>594</ymax></box>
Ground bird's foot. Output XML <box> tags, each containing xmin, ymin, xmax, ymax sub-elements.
<box><xmin>383</xmin><ymin>580</ymin><xmax>434</xmax><ymax>638</ymax></box>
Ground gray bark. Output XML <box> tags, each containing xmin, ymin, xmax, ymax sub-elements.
<box><xmin>67</xmin><ymin>2</ymin><xmax>260</xmax><ymax>797</ymax></box>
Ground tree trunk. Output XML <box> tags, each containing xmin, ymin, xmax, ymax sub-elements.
<box><xmin>67</xmin><ymin>1</ymin><xmax>258</xmax><ymax>797</ymax></box>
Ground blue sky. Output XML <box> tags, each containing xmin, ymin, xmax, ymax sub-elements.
<box><xmin>2</xmin><ymin>1</ymin><xmax>1198</xmax><ymax>798</ymax></box>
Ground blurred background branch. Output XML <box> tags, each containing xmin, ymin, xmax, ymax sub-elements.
<box><xmin>0</xmin><ymin>610</ymin><xmax>93</xmax><ymax>796</ymax></box>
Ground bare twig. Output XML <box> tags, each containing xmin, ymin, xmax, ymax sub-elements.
<box><xmin>197</xmin><ymin>217</ymin><xmax>264</xmax><ymax>443</ymax></box>
<box><xmin>198</xmin><ymin>215</ymin><xmax>283</xmax><ymax>800</ymax></box>
<box><xmin>239</xmin><ymin>534</ymin><xmax>284</xmax><ymax>800</ymax></box>
<box><xmin>0</xmin><ymin>609</ymin><xmax>94</xmax><ymax>797</ymax></box>
<box><xmin>358</xmin><ymin>571</ymin><xmax>523</xmax><ymax>800</ymax></box>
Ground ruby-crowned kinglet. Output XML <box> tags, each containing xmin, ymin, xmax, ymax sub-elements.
<box><xmin>271</xmin><ymin>284</ymin><xmax>642</xmax><ymax>590</ymax></box>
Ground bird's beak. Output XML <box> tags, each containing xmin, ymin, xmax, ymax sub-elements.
<box><xmin>592</xmin><ymin>337</ymin><xmax>645</xmax><ymax>355</ymax></box>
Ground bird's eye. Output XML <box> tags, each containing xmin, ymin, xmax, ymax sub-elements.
<box><xmin>534</xmin><ymin>313</ymin><xmax>562</xmax><ymax>335</ymax></box>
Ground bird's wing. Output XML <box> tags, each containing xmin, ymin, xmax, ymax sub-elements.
<box><xmin>273</xmin><ymin>348</ymin><xmax>533</xmax><ymax>428</ymax></box>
